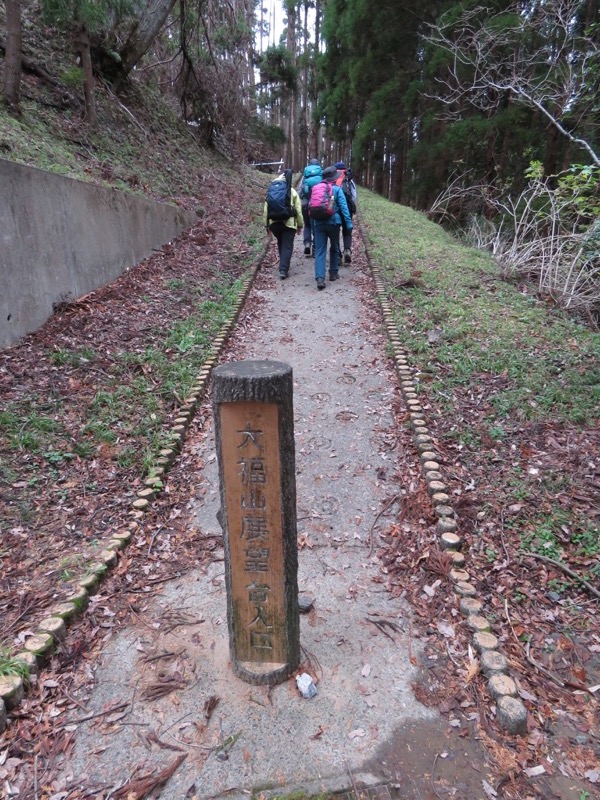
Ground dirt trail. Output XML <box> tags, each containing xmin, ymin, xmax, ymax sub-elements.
<box><xmin>50</xmin><ymin>238</ymin><xmax>503</xmax><ymax>798</ymax></box>
<box><xmin>6</xmin><ymin>227</ymin><xmax>593</xmax><ymax>800</ymax></box>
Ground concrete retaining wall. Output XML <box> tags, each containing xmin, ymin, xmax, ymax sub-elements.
<box><xmin>0</xmin><ymin>158</ymin><xmax>196</xmax><ymax>350</ymax></box>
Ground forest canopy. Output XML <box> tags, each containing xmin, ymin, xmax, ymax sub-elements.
<box><xmin>2</xmin><ymin>0</ymin><xmax>599</xmax><ymax>315</ymax></box>
<box><xmin>2</xmin><ymin>1</ymin><xmax>598</xmax><ymax>198</ymax></box>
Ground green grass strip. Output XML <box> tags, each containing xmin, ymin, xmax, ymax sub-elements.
<box><xmin>359</xmin><ymin>188</ymin><xmax>600</xmax><ymax>582</ymax></box>
<box><xmin>359</xmin><ymin>189</ymin><xmax>600</xmax><ymax>426</ymax></box>
<box><xmin>0</xmin><ymin>274</ymin><xmax>247</xmax><ymax>483</ymax></box>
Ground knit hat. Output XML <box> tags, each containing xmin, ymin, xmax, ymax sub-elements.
<box><xmin>308</xmin><ymin>158</ymin><xmax>320</xmax><ymax>166</ymax></box>
<box><xmin>334</xmin><ymin>161</ymin><xmax>346</xmax><ymax>169</ymax></box>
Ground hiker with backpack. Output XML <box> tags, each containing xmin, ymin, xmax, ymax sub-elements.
<box><xmin>298</xmin><ymin>158</ymin><xmax>322</xmax><ymax>257</ymax></box>
<box><xmin>308</xmin><ymin>165</ymin><xmax>353</xmax><ymax>290</ymax></box>
<box><xmin>263</xmin><ymin>168</ymin><xmax>304</xmax><ymax>280</ymax></box>
<box><xmin>334</xmin><ymin>161</ymin><xmax>357</xmax><ymax>264</ymax></box>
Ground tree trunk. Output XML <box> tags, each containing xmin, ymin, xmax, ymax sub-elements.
<box><xmin>79</xmin><ymin>25</ymin><xmax>97</xmax><ymax>128</ymax></box>
<box><xmin>258</xmin><ymin>1</ymin><xmax>265</xmax><ymax>120</ymax></box>
<box><xmin>2</xmin><ymin>0</ymin><xmax>22</xmax><ymax>112</ymax></box>
<box><xmin>372</xmin><ymin>140</ymin><xmax>384</xmax><ymax>195</ymax></box>
<box><xmin>485</xmin><ymin>124</ymin><xmax>497</xmax><ymax>187</ymax></box>
<box><xmin>543</xmin><ymin>121</ymin><xmax>561</xmax><ymax>184</ymax></box>
<box><xmin>390</xmin><ymin>152</ymin><xmax>402</xmax><ymax>203</ymax></box>
<box><xmin>298</xmin><ymin>0</ymin><xmax>309</xmax><ymax>164</ymax></box>
<box><xmin>496</xmin><ymin>91</ymin><xmax>512</xmax><ymax>189</ymax></box>
<box><xmin>118</xmin><ymin>0</ymin><xmax>177</xmax><ymax>82</ymax></box>
<box><xmin>382</xmin><ymin>141</ymin><xmax>390</xmax><ymax>199</ymax></box>
<box><xmin>245</xmin><ymin>0</ymin><xmax>255</xmax><ymax>102</ymax></box>
<box><xmin>285</xmin><ymin>2</ymin><xmax>297</xmax><ymax>169</ymax></box>
<box><xmin>310</xmin><ymin>0</ymin><xmax>321</xmax><ymax>158</ymax></box>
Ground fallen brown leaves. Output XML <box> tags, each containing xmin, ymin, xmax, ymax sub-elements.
<box><xmin>0</xmin><ymin>169</ymin><xmax>266</xmax><ymax>796</ymax></box>
<box><xmin>113</xmin><ymin>752</ymin><xmax>187</xmax><ymax>799</ymax></box>
<box><xmin>375</xmin><ymin>373</ymin><xmax>600</xmax><ymax>798</ymax></box>
<box><xmin>0</xmin><ymin>172</ymin><xmax>262</xmax><ymax>639</ymax></box>
<box><xmin>141</xmin><ymin>673</ymin><xmax>189</xmax><ymax>702</ymax></box>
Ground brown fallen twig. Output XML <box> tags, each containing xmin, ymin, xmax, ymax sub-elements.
<box><xmin>142</xmin><ymin>648</ymin><xmax>185</xmax><ymax>664</ymax></box>
<box><xmin>204</xmin><ymin>694</ymin><xmax>219</xmax><ymax>722</ymax></box>
<box><xmin>503</xmin><ymin>598</ymin><xmax>522</xmax><ymax>651</ymax></box>
<box><xmin>368</xmin><ymin>493</ymin><xmax>400</xmax><ymax>556</ymax></box>
<box><xmin>499</xmin><ymin>506</ymin><xmax>511</xmax><ymax>565</ymax></box>
<box><xmin>525</xmin><ymin>640</ymin><xmax>566</xmax><ymax>689</ymax></box>
<box><xmin>62</xmin><ymin>701</ymin><xmax>129</xmax><ymax>727</ymax></box>
<box><xmin>5</xmin><ymin>596</ymin><xmax>45</xmax><ymax>634</ymax></box>
<box><xmin>445</xmin><ymin>640</ymin><xmax>461</xmax><ymax>668</ymax></box>
<box><xmin>145</xmin><ymin>572</ymin><xmax>183</xmax><ymax>585</ymax></box>
<box><xmin>145</xmin><ymin>730</ymin><xmax>187</xmax><ymax>752</ymax></box>
<box><xmin>523</xmin><ymin>552</ymin><xmax>600</xmax><ymax>600</ymax></box>
<box><xmin>147</xmin><ymin>525</ymin><xmax>165</xmax><ymax>556</ymax></box>
<box><xmin>345</xmin><ymin>760</ymin><xmax>360</xmax><ymax>796</ymax></box>
<box><xmin>525</xmin><ymin>641</ymin><xmax>593</xmax><ymax>694</ymax></box>
<box><xmin>365</xmin><ymin>615</ymin><xmax>402</xmax><ymax>641</ymax></box>
<box><xmin>142</xmin><ymin>676</ymin><xmax>188</xmax><ymax>701</ymax></box>
<box><xmin>113</xmin><ymin>753</ymin><xmax>187</xmax><ymax>798</ymax></box>
<box><xmin>431</xmin><ymin>753</ymin><xmax>445</xmax><ymax>800</ymax></box>
<box><xmin>160</xmin><ymin>607</ymin><xmax>204</xmax><ymax>633</ymax></box>
<box><xmin>300</xmin><ymin>643</ymin><xmax>323</xmax><ymax>679</ymax></box>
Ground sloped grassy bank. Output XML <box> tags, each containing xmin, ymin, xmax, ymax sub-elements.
<box><xmin>359</xmin><ymin>187</ymin><xmax>599</xmax><ymax>678</ymax></box>
<box><xmin>359</xmin><ymin>188</ymin><xmax>599</xmax><ymax>557</ymax></box>
<box><xmin>0</xmin><ymin>75</ymin><xmax>212</xmax><ymax>205</ymax></box>
<box><xmin>1</xmin><ymin>52</ymin><xmax>276</xmax><ymax>642</ymax></box>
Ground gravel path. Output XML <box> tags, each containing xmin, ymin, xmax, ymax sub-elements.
<box><xmin>54</xmin><ymin>235</ymin><xmax>486</xmax><ymax>798</ymax></box>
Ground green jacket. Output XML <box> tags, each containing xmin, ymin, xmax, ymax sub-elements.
<box><xmin>263</xmin><ymin>175</ymin><xmax>304</xmax><ymax>230</ymax></box>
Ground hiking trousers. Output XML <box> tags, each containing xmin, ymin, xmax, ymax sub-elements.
<box><xmin>341</xmin><ymin>216</ymin><xmax>354</xmax><ymax>252</ymax></box>
<box><xmin>313</xmin><ymin>222</ymin><xmax>341</xmax><ymax>280</ymax></box>
<box><xmin>301</xmin><ymin>206</ymin><xmax>313</xmax><ymax>247</ymax></box>
<box><xmin>269</xmin><ymin>221</ymin><xmax>296</xmax><ymax>275</ymax></box>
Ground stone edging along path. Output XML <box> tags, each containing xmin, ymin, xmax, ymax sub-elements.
<box><xmin>0</xmin><ymin>226</ymin><xmax>528</xmax><ymax>738</ymax></box>
<box><xmin>0</xmin><ymin>244</ymin><xmax>266</xmax><ymax>734</ymax></box>
<box><xmin>359</xmin><ymin>218</ymin><xmax>528</xmax><ymax>737</ymax></box>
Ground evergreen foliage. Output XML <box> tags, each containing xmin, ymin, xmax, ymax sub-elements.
<box><xmin>258</xmin><ymin>44</ymin><xmax>298</xmax><ymax>96</ymax></box>
<box><xmin>319</xmin><ymin>0</ymin><xmax>600</xmax><ymax>209</ymax></box>
<box><xmin>2</xmin><ymin>0</ymin><xmax>598</xmax><ymax>310</ymax></box>
<box><xmin>314</xmin><ymin>0</ymin><xmax>600</xmax><ymax>313</ymax></box>
<box><xmin>40</xmin><ymin>0</ymin><xmax>134</xmax><ymax>32</ymax></box>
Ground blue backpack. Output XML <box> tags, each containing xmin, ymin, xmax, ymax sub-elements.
<box><xmin>266</xmin><ymin>170</ymin><xmax>295</xmax><ymax>221</ymax></box>
<box><xmin>301</xmin><ymin>164</ymin><xmax>323</xmax><ymax>202</ymax></box>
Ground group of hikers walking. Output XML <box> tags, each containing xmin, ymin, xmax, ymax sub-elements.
<box><xmin>263</xmin><ymin>159</ymin><xmax>357</xmax><ymax>290</ymax></box>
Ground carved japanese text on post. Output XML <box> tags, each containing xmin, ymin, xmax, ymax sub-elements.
<box><xmin>220</xmin><ymin>401</ymin><xmax>286</xmax><ymax>664</ymax></box>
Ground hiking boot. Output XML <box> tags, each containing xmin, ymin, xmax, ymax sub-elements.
<box><xmin>316</xmin><ymin>278</ymin><xmax>326</xmax><ymax>290</ymax></box>
<box><xmin>344</xmin><ymin>249</ymin><xmax>352</xmax><ymax>264</ymax></box>
<box><xmin>329</xmin><ymin>272</ymin><xmax>338</xmax><ymax>281</ymax></box>
<box><xmin>304</xmin><ymin>245</ymin><xmax>311</xmax><ymax>256</ymax></box>
<box><xmin>279</xmin><ymin>270</ymin><xmax>288</xmax><ymax>279</ymax></box>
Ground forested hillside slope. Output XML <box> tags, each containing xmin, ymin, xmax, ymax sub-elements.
<box><xmin>2</xmin><ymin>0</ymin><xmax>598</xmax><ymax>319</ymax></box>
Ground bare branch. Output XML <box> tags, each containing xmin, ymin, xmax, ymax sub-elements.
<box><xmin>424</xmin><ymin>1</ymin><xmax>600</xmax><ymax>166</ymax></box>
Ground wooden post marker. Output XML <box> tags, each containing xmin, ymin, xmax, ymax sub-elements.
<box><xmin>213</xmin><ymin>360</ymin><xmax>300</xmax><ymax>685</ymax></box>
